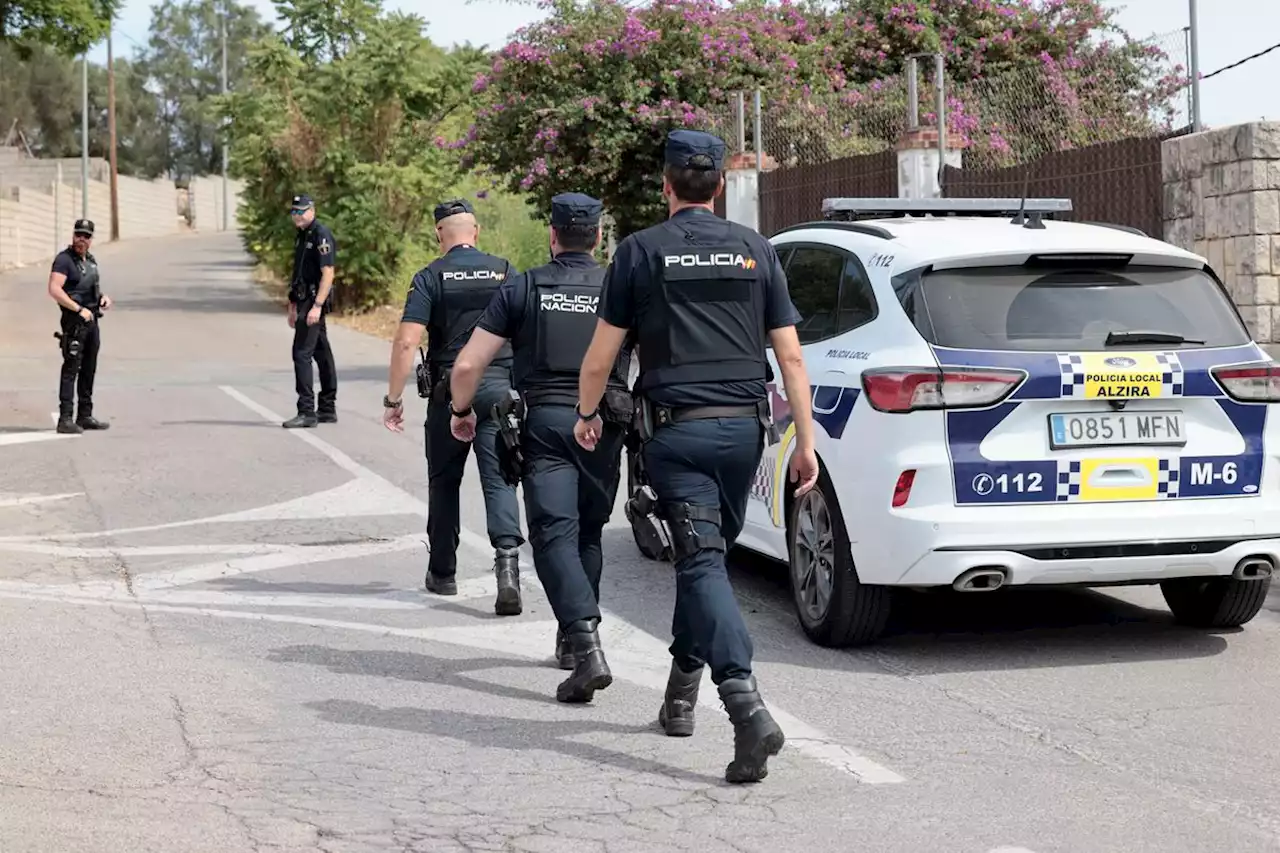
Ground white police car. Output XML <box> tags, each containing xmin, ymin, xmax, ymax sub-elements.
<box><xmin>719</xmin><ymin>197</ymin><xmax>1280</xmax><ymax>646</ymax></box>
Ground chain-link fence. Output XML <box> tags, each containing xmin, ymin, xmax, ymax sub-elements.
<box><xmin>701</xmin><ymin>27</ymin><xmax>1193</xmax><ymax>235</ymax></box>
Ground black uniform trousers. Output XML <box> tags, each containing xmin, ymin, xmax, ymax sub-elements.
<box><xmin>58</xmin><ymin>309</ymin><xmax>101</xmax><ymax>420</ymax></box>
<box><xmin>424</xmin><ymin>373</ymin><xmax>524</xmax><ymax>578</ymax></box>
<box><xmin>521</xmin><ymin>404</ymin><xmax>626</xmax><ymax>627</ymax></box>
<box><xmin>291</xmin><ymin>298</ymin><xmax>337</xmax><ymax>416</ymax></box>
<box><xmin>641</xmin><ymin>416</ymin><xmax>764</xmax><ymax>685</ymax></box>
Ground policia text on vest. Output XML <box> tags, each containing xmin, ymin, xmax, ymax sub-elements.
<box><xmin>448</xmin><ymin>192</ymin><xmax>633</xmax><ymax>704</ymax></box>
<box><xmin>283</xmin><ymin>194</ymin><xmax>339</xmax><ymax>429</ymax></box>
<box><xmin>46</xmin><ymin>219</ymin><xmax>112</xmax><ymax>435</ymax></box>
<box><xmin>574</xmin><ymin>130</ymin><xmax>822</xmax><ymax>785</ymax></box>
<box><xmin>382</xmin><ymin>198</ymin><xmax>526</xmax><ymax>618</ymax></box>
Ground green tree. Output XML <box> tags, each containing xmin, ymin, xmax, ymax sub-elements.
<box><xmin>220</xmin><ymin>0</ymin><xmax>489</xmax><ymax>310</ymax></box>
<box><xmin>136</xmin><ymin>0</ymin><xmax>272</xmax><ymax>179</ymax></box>
<box><xmin>1</xmin><ymin>0</ymin><xmax>120</xmax><ymax>57</ymax></box>
<box><xmin>0</xmin><ymin>41</ymin><xmax>168</xmax><ymax>177</ymax></box>
<box><xmin>460</xmin><ymin>0</ymin><xmax>1187</xmax><ymax>239</ymax></box>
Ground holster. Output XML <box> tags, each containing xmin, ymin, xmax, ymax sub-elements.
<box><xmin>622</xmin><ymin>432</ymin><xmax>673</xmax><ymax>562</ymax></box>
<box><xmin>54</xmin><ymin>316</ymin><xmax>88</xmax><ymax>362</ymax></box>
<box><xmin>491</xmin><ymin>388</ymin><xmax>526</xmax><ymax>487</ymax></box>
<box><xmin>602</xmin><ymin>388</ymin><xmax>633</xmax><ymax>427</ymax></box>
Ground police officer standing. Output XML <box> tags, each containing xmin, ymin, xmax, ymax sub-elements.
<box><xmin>283</xmin><ymin>194</ymin><xmax>339</xmax><ymax>429</ymax></box>
<box><xmin>382</xmin><ymin>199</ymin><xmax>526</xmax><ymax>615</ymax></box>
<box><xmin>574</xmin><ymin>130</ymin><xmax>820</xmax><ymax>783</ymax></box>
<box><xmin>47</xmin><ymin>218</ymin><xmax>112</xmax><ymax>434</ymax></box>
<box><xmin>448</xmin><ymin>192</ymin><xmax>632</xmax><ymax>703</ymax></box>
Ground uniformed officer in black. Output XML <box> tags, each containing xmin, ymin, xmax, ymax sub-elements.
<box><xmin>283</xmin><ymin>194</ymin><xmax>339</xmax><ymax>429</ymax></box>
<box><xmin>382</xmin><ymin>198</ymin><xmax>525</xmax><ymax>615</ymax></box>
<box><xmin>574</xmin><ymin>130</ymin><xmax>820</xmax><ymax>783</ymax></box>
<box><xmin>47</xmin><ymin>218</ymin><xmax>112</xmax><ymax>434</ymax></box>
<box><xmin>448</xmin><ymin>192</ymin><xmax>632</xmax><ymax>703</ymax></box>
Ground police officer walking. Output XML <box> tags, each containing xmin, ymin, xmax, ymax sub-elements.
<box><xmin>382</xmin><ymin>199</ymin><xmax>526</xmax><ymax>615</ymax></box>
<box><xmin>574</xmin><ymin>130</ymin><xmax>820</xmax><ymax>783</ymax></box>
<box><xmin>448</xmin><ymin>192</ymin><xmax>632</xmax><ymax>703</ymax></box>
<box><xmin>47</xmin><ymin>218</ymin><xmax>112</xmax><ymax>434</ymax></box>
<box><xmin>283</xmin><ymin>194</ymin><xmax>339</xmax><ymax>429</ymax></box>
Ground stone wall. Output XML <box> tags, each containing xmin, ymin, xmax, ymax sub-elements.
<box><xmin>1163</xmin><ymin>122</ymin><xmax>1280</xmax><ymax>343</ymax></box>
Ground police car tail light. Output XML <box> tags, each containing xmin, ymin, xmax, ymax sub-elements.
<box><xmin>891</xmin><ymin>470</ymin><xmax>916</xmax><ymax>508</ymax></box>
<box><xmin>1211</xmin><ymin>362</ymin><xmax>1280</xmax><ymax>402</ymax></box>
<box><xmin>862</xmin><ymin>368</ymin><xmax>1024</xmax><ymax>413</ymax></box>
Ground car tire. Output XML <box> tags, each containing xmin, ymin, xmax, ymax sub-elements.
<box><xmin>786</xmin><ymin>466</ymin><xmax>892</xmax><ymax>647</ymax></box>
<box><xmin>1159</xmin><ymin>574</ymin><xmax>1272</xmax><ymax>629</ymax></box>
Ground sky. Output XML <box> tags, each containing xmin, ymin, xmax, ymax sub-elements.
<box><xmin>90</xmin><ymin>0</ymin><xmax>1280</xmax><ymax>131</ymax></box>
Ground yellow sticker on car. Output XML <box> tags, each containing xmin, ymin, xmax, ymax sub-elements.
<box><xmin>1073</xmin><ymin>457</ymin><xmax>1161</xmax><ymax>502</ymax></box>
<box><xmin>1056</xmin><ymin>352</ymin><xmax>1184</xmax><ymax>399</ymax></box>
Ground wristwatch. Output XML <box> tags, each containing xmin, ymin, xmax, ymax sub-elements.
<box><xmin>383</xmin><ymin>394</ymin><xmax>402</xmax><ymax>409</ymax></box>
<box><xmin>576</xmin><ymin>403</ymin><xmax>599</xmax><ymax>421</ymax></box>
<box><xmin>450</xmin><ymin>403</ymin><xmax>474</xmax><ymax>418</ymax></box>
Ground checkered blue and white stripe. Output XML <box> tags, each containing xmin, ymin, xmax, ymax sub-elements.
<box><xmin>1056</xmin><ymin>461</ymin><xmax>1083</xmax><ymax>501</ymax></box>
<box><xmin>1157</xmin><ymin>458</ymin><xmax>1180</xmax><ymax>498</ymax></box>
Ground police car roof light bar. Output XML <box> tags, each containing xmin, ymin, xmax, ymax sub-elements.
<box><xmin>821</xmin><ymin>197</ymin><xmax>1073</xmax><ymax>222</ymax></box>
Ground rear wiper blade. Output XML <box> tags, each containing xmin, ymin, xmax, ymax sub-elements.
<box><xmin>1104</xmin><ymin>330</ymin><xmax>1204</xmax><ymax>346</ymax></box>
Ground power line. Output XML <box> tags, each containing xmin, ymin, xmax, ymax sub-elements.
<box><xmin>1203</xmin><ymin>41</ymin><xmax>1280</xmax><ymax>80</ymax></box>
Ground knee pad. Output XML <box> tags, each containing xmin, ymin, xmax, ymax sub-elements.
<box><xmin>659</xmin><ymin>502</ymin><xmax>726</xmax><ymax>561</ymax></box>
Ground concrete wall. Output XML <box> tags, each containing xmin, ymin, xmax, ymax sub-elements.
<box><xmin>0</xmin><ymin>147</ymin><xmax>245</xmax><ymax>272</ymax></box>
<box><xmin>1163</xmin><ymin>122</ymin><xmax>1280</xmax><ymax>343</ymax></box>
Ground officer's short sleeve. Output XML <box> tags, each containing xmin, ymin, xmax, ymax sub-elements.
<box><xmin>317</xmin><ymin>225</ymin><xmax>336</xmax><ymax>268</ymax></box>
<box><xmin>761</xmin><ymin>239</ymin><xmax>803</xmax><ymax>330</ymax></box>
<box><xmin>476</xmin><ymin>275</ymin><xmax>522</xmax><ymax>339</ymax></box>
<box><xmin>50</xmin><ymin>253</ymin><xmax>75</xmax><ymax>277</ymax></box>
<box><xmin>401</xmin><ymin>268</ymin><xmax>435</xmax><ymax>326</ymax></box>
<box><xmin>597</xmin><ymin>237</ymin><xmax>639</xmax><ymax>328</ymax></box>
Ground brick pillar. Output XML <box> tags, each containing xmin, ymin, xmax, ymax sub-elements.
<box><xmin>896</xmin><ymin>127</ymin><xmax>964</xmax><ymax>199</ymax></box>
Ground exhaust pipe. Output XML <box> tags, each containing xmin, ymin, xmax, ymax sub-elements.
<box><xmin>1232</xmin><ymin>556</ymin><xmax>1275</xmax><ymax>581</ymax></box>
<box><xmin>952</xmin><ymin>566</ymin><xmax>1007</xmax><ymax>592</ymax></box>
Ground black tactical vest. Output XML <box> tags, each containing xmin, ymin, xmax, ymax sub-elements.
<box><xmin>426</xmin><ymin>250</ymin><xmax>513</xmax><ymax>368</ymax></box>
<box><xmin>61</xmin><ymin>248</ymin><xmax>101</xmax><ymax>309</ymax></box>
<box><xmin>516</xmin><ymin>263</ymin><xmax>627</xmax><ymax>400</ymax></box>
<box><xmin>636</xmin><ymin>224</ymin><xmax>768</xmax><ymax>393</ymax></box>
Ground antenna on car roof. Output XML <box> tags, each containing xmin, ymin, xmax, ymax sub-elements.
<box><xmin>1011</xmin><ymin>165</ymin><xmax>1034</xmax><ymax>227</ymax></box>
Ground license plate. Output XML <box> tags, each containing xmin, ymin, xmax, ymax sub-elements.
<box><xmin>1048</xmin><ymin>410</ymin><xmax>1186</xmax><ymax>449</ymax></box>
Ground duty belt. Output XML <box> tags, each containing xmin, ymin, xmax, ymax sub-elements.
<box><xmin>651</xmin><ymin>399</ymin><xmax>779</xmax><ymax>443</ymax></box>
<box><xmin>521</xmin><ymin>388</ymin><xmax>577</xmax><ymax>408</ymax></box>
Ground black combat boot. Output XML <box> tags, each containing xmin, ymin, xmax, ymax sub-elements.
<box><xmin>658</xmin><ymin>660</ymin><xmax>703</xmax><ymax>737</ymax></box>
<box><xmin>282</xmin><ymin>413</ymin><xmax>318</xmax><ymax>429</ymax></box>
<box><xmin>493</xmin><ymin>546</ymin><xmax>522</xmax><ymax>616</ymax></box>
<box><xmin>424</xmin><ymin>572</ymin><xmax>457</xmax><ymax>595</ymax></box>
<box><xmin>556</xmin><ymin>618</ymin><xmax>612</xmax><ymax>703</ymax></box>
<box><xmin>76</xmin><ymin>415</ymin><xmax>109</xmax><ymax>430</ymax></box>
<box><xmin>554</xmin><ymin>628</ymin><xmax>574</xmax><ymax>670</ymax></box>
<box><xmin>56</xmin><ymin>416</ymin><xmax>82</xmax><ymax>435</ymax></box>
<box><xmin>718</xmin><ymin>676</ymin><xmax>786</xmax><ymax>783</ymax></box>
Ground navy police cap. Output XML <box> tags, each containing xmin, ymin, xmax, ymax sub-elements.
<box><xmin>665</xmin><ymin>130</ymin><xmax>726</xmax><ymax>171</ymax></box>
<box><xmin>73</xmin><ymin>218</ymin><xmax>95</xmax><ymax>235</ymax></box>
<box><xmin>550</xmin><ymin>192</ymin><xmax>602</xmax><ymax>227</ymax></box>
<box><xmin>434</xmin><ymin>198</ymin><xmax>475</xmax><ymax>223</ymax></box>
<box><xmin>290</xmin><ymin>194</ymin><xmax>313</xmax><ymax>209</ymax></box>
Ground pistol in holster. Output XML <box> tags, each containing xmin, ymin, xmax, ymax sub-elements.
<box><xmin>623</xmin><ymin>408</ymin><xmax>673</xmax><ymax>562</ymax></box>
<box><xmin>491</xmin><ymin>388</ymin><xmax>526</xmax><ymax>487</ymax></box>
<box><xmin>54</xmin><ymin>317</ymin><xmax>88</xmax><ymax>363</ymax></box>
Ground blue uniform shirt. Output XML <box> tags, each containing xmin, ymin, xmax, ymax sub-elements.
<box><xmin>596</xmin><ymin>207</ymin><xmax>800</xmax><ymax>407</ymax></box>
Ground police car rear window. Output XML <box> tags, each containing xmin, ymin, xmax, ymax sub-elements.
<box><xmin>902</xmin><ymin>264</ymin><xmax>1251</xmax><ymax>351</ymax></box>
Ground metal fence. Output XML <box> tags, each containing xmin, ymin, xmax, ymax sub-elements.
<box><xmin>703</xmin><ymin>27</ymin><xmax>1193</xmax><ymax>236</ymax></box>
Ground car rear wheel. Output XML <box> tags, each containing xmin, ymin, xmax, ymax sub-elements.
<box><xmin>1159</xmin><ymin>575</ymin><xmax>1272</xmax><ymax>628</ymax></box>
<box><xmin>786</xmin><ymin>468</ymin><xmax>892</xmax><ymax>647</ymax></box>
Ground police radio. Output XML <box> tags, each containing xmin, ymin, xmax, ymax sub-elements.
<box><xmin>414</xmin><ymin>347</ymin><xmax>432</xmax><ymax>399</ymax></box>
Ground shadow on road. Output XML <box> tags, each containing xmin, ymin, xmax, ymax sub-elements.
<box><xmin>117</xmin><ymin>287</ymin><xmax>278</xmax><ymax>315</ymax></box>
<box><xmin>599</xmin><ymin>528</ymin><xmax>1231</xmax><ymax>677</ymax></box>
<box><xmin>270</xmin><ymin>644</ymin><xmax>721</xmax><ymax>785</ymax></box>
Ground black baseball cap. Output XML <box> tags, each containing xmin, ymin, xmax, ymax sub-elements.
<box><xmin>73</xmin><ymin>219</ymin><xmax>94</xmax><ymax>236</ymax></box>
<box><xmin>434</xmin><ymin>198</ymin><xmax>474</xmax><ymax>223</ymax></box>
<box><xmin>550</xmin><ymin>193</ymin><xmax>602</xmax><ymax>228</ymax></box>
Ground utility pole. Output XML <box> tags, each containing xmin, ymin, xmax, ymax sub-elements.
<box><xmin>1189</xmin><ymin>0</ymin><xmax>1203</xmax><ymax>131</ymax></box>
<box><xmin>81</xmin><ymin>55</ymin><xmax>89</xmax><ymax>219</ymax></box>
<box><xmin>107</xmin><ymin>21</ymin><xmax>120</xmax><ymax>241</ymax></box>
<box><xmin>221</xmin><ymin>4</ymin><xmax>229</xmax><ymax>231</ymax></box>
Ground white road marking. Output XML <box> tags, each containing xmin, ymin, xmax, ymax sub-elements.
<box><xmin>988</xmin><ymin>848</ymin><xmax>1041</xmax><ymax>853</ymax></box>
<box><xmin>0</xmin><ymin>542</ymin><xmax>288</xmax><ymax>557</ymax></box>
<box><xmin>0</xmin><ymin>492</ymin><xmax>83</xmax><ymax>508</ymax></box>
<box><xmin>213</xmin><ymin>385</ymin><xmax>908</xmax><ymax>785</ymax></box>
<box><xmin>0</xmin><ymin>431</ymin><xmax>78</xmax><ymax>447</ymax></box>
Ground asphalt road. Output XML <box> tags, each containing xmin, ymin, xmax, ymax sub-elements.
<box><xmin>2</xmin><ymin>231</ymin><xmax>1280</xmax><ymax>853</ymax></box>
